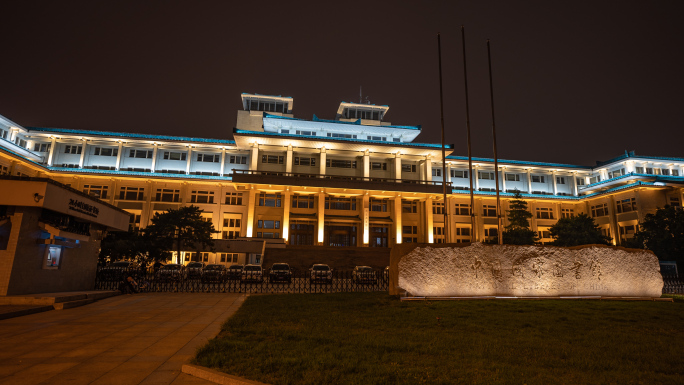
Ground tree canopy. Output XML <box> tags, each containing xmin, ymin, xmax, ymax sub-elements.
<box><xmin>634</xmin><ymin>205</ymin><xmax>684</xmax><ymax>266</ymax></box>
<box><xmin>502</xmin><ymin>190</ymin><xmax>537</xmax><ymax>245</ymax></box>
<box><xmin>98</xmin><ymin>230</ymin><xmax>170</xmax><ymax>266</ymax></box>
<box><xmin>549</xmin><ymin>213</ymin><xmax>611</xmax><ymax>246</ymax></box>
<box><xmin>144</xmin><ymin>205</ymin><xmax>218</xmax><ymax>264</ymax></box>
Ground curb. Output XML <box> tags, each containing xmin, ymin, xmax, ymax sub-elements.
<box><xmin>0</xmin><ymin>305</ymin><xmax>54</xmax><ymax>320</ymax></box>
<box><xmin>182</xmin><ymin>364</ymin><xmax>270</xmax><ymax>385</ymax></box>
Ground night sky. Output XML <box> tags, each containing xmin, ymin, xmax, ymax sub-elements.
<box><xmin>2</xmin><ymin>1</ymin><xmax>683</xmax><ymax>166</ymax></box>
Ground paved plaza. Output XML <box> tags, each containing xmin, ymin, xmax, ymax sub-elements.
<box><xmin>0</xmin><ymin>293</ymin><xmax>246</xmax><ymax>385</ymax></box>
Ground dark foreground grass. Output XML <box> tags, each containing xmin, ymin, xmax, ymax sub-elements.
<box><xmin>194</xmin><ymin>293</ymin><xmax>684</xmax><ymax>385</ymax></box>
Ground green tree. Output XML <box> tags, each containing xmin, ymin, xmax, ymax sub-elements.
<box><xmin>633</xmin><ymin>205</ymin><xmax>684</xmax><ymax>267</ymax></box>
<box><xmin>549</xmin><ymin>213</ymin><xmax>611</xmax><ymax>246</ymax></box>
<box><xmin>144</xmin><ymin>205</ymin><xmax>218</xmax><ymax>264</ymax></box>
<box><xmin>502</xmin><ymin>190</ymin><xmax>537</xmax><ymax>245</ymax></box>
<box><xmin>98</xmin><ymin>230</ymin><xmax>170</xmax><ymax>266</ymax></box>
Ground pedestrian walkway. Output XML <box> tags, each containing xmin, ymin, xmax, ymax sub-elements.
<box><xmin>0</xmin><ymin>292</ymin><xmax>246</xmax><ymax>385</ymax></box>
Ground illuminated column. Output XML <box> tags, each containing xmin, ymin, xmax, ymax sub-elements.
<box><xmin>78</xmin><ymin>139</ymin><xmax>87</xmax><ymax>168</ymax></box>
<box><xmin>394</xmin><ymin>196</ymin><xmax>402</xmax><ymax>244</ymax></box>
<box><xmin>249</xmin><ymin>143</ymin><xmax>259</xmax><ymax>171</ymax></box>
<box><xmin>282</xmin><ymin>190</ymin><xmax>291</xmax><ymax>243</ymax></box>
<box><xmin>446</xmin><ymin>164</ymin><xmax>452</xmax><ymax>185</ymax></box>
<box><xmin>607</xmin><ymin>195</ymin><xmax>619</xmax><ymax>245</ymax></box>
<box><xmin>116</xmin><ymin>142</ymin><xmax>123</xmax><ymax>170</ymax></box>
<box><xmin>572</xmin><ymin>173</ymin><xmax>578</xmax><ymax>196</ymax></box>
<box><xmin>219</xmin><ymin>148</ymin><xmax>226</xmax><ymax>176</ymax></box>
<box><xmin>8</xmin><ymin>128</ymin><xmax>18</xmax><ymax>142</ymax></box>
<box><xmin>474</xmin><ymin>166</ymin><xmax>480</xmax><ymax>191</ymax></box>
<box><xmin>526</xmin><ymin>169</ymin><xmax>532</xmax><ymax>193</ymax></box>
<box><xmin>423</xmin><ymin>155</ymin><xmax>431</xmax><ymax>182</ymax></box>
<box><xmin>150</xmin><ymin>143</ymin><xmax>159</xmax><ymax>173</ymax></box>
<box><xmin>394</xmin><ymin>152</ymin><xmax>401</xmax><ymax>181</ymax></box>
<box><xmin>552</xmin><ymin>171</ymin><xmax>558</xmax><ymax>195</ymax></box>
<box><xmin>363</xmin><ymin>149</ymin><xmax>370</xmax><ymax>179</ymax></box>
<box><xmin>286</xmin><ymin>144</ymin><xmax>293</xmax><ymax>174</ymax></box>
<box><xmin>246</xmin><ymin>188</ymin><xmax>256</xmax><ymax>237</ymax></box>
<box><xmin>501</xmin><ymin>167</ymin><xmax>506</xmax><ymax>192</ymax></box>
<box><xmin>317</xmin><ymin>190</ymin><xmax>325</xmax><ymax>244</ymax></box>
<box><xmin>47</xmin><ymin>137</ymin><xmax>56</xmax><ymax>166</ymax></box>
<box><xmin>426</xmin><ymin>197</ymin><xmax>434</xmax><ymax>243</ymax></box>
<box><xmin>528</xmin><ymin>200</ymin><xmax>538</xmax><ymax>234</ymax></box>
<box><xmin>186</xmin><ymin>146</ymin><xmax>193</xmax><ymax>174</ymax></box>
<box><xmin>319</xmin><ymin>147</ymin><xmax>326</xmax><ymax>176</ymax></box>
<box><xmin>362</xmin><ymin>193</ymin><xmax>370</xmax><ymax>246</ymax></box>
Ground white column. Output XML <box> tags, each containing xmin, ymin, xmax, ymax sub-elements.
<box><xmin>319</xmin><ymin>147</ymin><xmax>326</xmax><ymax>176</ymax></box>
<box><xmin>474</xmin><ymin>166</ymin><xmax>480</xmax><ymax>191</ymax></box>
<box><xmin>394</xmin><ymin>196</ymin><xmax>402</xmax><ymax>244</ymax></box>
<box><xmin>78</xmin><ymin>139</ymin><xmax>87</xmax><ymax>168</ymax></box>
<box><xmin>286</xmin><ymin>144</ymin><xmax>293</xmax><ymax>174</ymax></box>
<box><xmin>394</xmin><ymin>153</ymin><xmax>401</xmax><ymax>181</ymax></box>
<box><xmin>47</xmin><ymin>137</ymin><xmax>57</xmax><ymax>166</ymax></box>
<box><xmin>423</xmin><ymin>156</ymin><xmax>431</xmax><ymax>182</ymax></box>
<box><xmin>426</xmin><ymin>197</ymin><xmax>434</xmax><ymax>243</ymax></box>
<box><xmin>9</xmin><ymin>128</ymin><xmax>18</xmax><ymax>142</ymax></box>
<box><xmin>446</xmin><ymin>164</ymin><xmax>452</xmax><ymax>185</ymax></box>
<box><xmin>246</xmin><ymin>188</ymin><xmax>256</xmax><ymax>237</ymax></box>
<box><xmin>526</xmin><ymin>169</ymin><xmax>532</xmax><ymax>193</ymax></box>
<box><xmin>552</xmin><ymin>171</ymin><xmax>558</xmax><ymax>195</ymax></box>
<box><xmin>501</xmin><ymin>167</ymin><xmax>507</xmax><ymax>192</ymax></box>
<box><xmin>572</xmin><ymin>173</ymin><xmax>578</xmax><ymax>196</ymax></box>
<box><xmin>220</xmin><ymin>148</ymin><xmax>226</xmax><ymax>176</ymax></box>
<box><xmin>186</xmin><ymin>147</ymin><xmax>193</xmax><ymax>174</ymax></box>
<box><xmin>362</xmin><ymin>193</ymin><xmax>370</xmax><ymax>245</ymax></box>
<box><xmin>116</xmin><ymin>142</ymin><xmax>124</xmax><ymax>171</ymax></box>
<box><xmin>317</xmin><ymin>190</ymin><xmax>325</xmax><ymax>244</ymax></box>
<box><xmin>282</xmin><ymin>190</ymin><xmax>291</xmax><ymax>242</ymax></box>
<box><xmin>363</xmin><ymin>149</ymin><xmax>370</xmax><ymax>179</ymax></box>
<box><xmin>151</xmin><ymin>144</ymin><xmax>159</xmax><ymax>173</ymax></box>
<box><xmin>250</xmin><ymin>143</ymin><xmax>259</xmax><ymax>171</ymax></box>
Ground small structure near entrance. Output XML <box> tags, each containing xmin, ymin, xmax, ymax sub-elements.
<box><xmin>389</xmin><ymin>243</ymin><xmax>663</xmax><ymax>298</ymax></box>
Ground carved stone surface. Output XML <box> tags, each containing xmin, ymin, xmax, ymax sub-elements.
<box><xmin>396</xmin><ymin>243</ymin><xmax>663</xmax><ymax>297</ymax></box>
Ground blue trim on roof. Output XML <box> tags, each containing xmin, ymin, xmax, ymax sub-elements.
<box><xmin>47</xmin><ymin>167</ymin><xmax>234</xmax><ymax>181</ymax></box>
<box><xmin>595</xmin><ymin>152</ymin><xmax>684</xmax><ymax>167</ymax></box>
<box><xmin>451</xmin><ymin>181</ymin><xmax>657</xmax><ymax>200</ymax></box>
<box><xmin>234</xmin><ymin>129</ymin><xmax>451</xmax><ymax>149</ymax></box>
<box><xmin>242</xmin><ymin>93</ymin><xmax>293</xmax><ymax>99</ymax></box>
<box><xmin>27</xmin><ymin>127</ymin><xmax>237</xmax><ymax>145</ymax></box>
<box><xmin>580</xmin><ymin>172</ymin><xmax>684</xmax><ymax>190</ymax></box>
<box><xmin>263</xmin><ymin>113</ymin><xmax>421</xmax><ymax>130</ymax></box>
<box><xmin>446</xmin><ymin>155</ymin><xmax>590</xmax><ymax>169</ymax></box>
<box><xmin>340</xmin><ymin>101</ymin><xmax>389</xmax><ymax>108</ymax></box>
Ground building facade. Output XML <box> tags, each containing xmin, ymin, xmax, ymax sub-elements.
<box><xmin>1</xmin><ymin>93</ymin><xmax>683</xmax><ymax>265</ymax></box>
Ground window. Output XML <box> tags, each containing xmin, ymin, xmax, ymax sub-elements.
<box><xmin>128</xmin><ymin>212</ymin><xmax>142</xmax><ymax>230</ymax></box>
<box><xmin>402</xmin><ymin>200</ymin><xmax>418</xmax><ymax>213</ymax></box>
<box><xmin>327</xmin><ymin>133</ymin><xmax>357</xmax><ymax>139</ymax></box>
<box><xmin>536</xmin><ymin>207</ymin><xmax>554</xmax><ymax>219</ymax></box>
<box><xmin>261</xmin><ymin>155</ymin><xmax>284</xmax><ymax>164</ymax></box>
<box><xmin>0</xmin><ymin>164</ymin><xmax>8</xmax><ymax>175</ymax></box>
<box><xmin>402</xmin><ymin>225</ymin><xmax>418</xmax><ymax>243</ymax></box>
<box><xmin>484</xmin><ymin>228</ymin><xmax>498</xmax><ymax>238</ymax></box>
<box><xmin>506</xmin><ymin>173</ymin><xmax>520</xmax><ymax>181</ymax></box>
<box><xmin>645</xmin><ymin>168</ymin><xmax>653</xmax><ymax>174</ymax></box>
<box><xmin>229</xmin><ymin>155</ymin><xmax>247</xmax><ymax>164</ymax></box>
<box><xmin>292</xmin><ymin>194</ymin><xmax>315</xmax><ymax>209</ymax></box>
<box><xmin>619</xmin><ymin>224</ymin><xmax>636</xmax><ymax>238</ymax></box>
<box><xmin>296</xmin><ymin>130</ymin><xmax>316</xmax><ymax>136</ymax></box>
<box><xmin>455</xmin><ymin>227</ymin><xmax>471</xmax><ymax>237</ymax></box>
<box><xmin>616</xmin><ymin>198</ymin><xmax>636</xmax><ymax>214</ymax></box>
<box><xmin>531</xmin><ymin>175</ymin><xmax>545</xmax><ymax>183</ymax></box>
<box><xmin>14</xmin><ymin>137</ymin><xmax>27</xmax><ymax>148</ymax></box>
<box><xmin>225</xmin><ymin>192</ymin><xmax>243</xmax><ymax>205</ymax></box>
<box><xmin>669</xmin><ymin>197</ymin><xmax>681</xmax><ymax>207</ymax></box>
<box><xmin>608</xmin><ymin>168</ymin><xmax>625</xmax><ymax>179</ymax></box>
<box><xmin>129</xmin><ymin>149</ymin><xmax>153</xmax><ymax>159</ymax></box>
<box><xmin>455</xmin><ymin>203</ymin><xmax>470</xmax><ymax>216</ymax></box>
<box><xmin>372</xmin><ymin>162</ymin><xmax>387</xmax><ymax>171</ymax></box>
<box><xmin>661</xmin><ymin>168</ymin><xmax>670</xmax><ymax>176</ymax></box>
<box><xmin>673</xmin><ymin>170</ymin><xmax>680</xmax><ymax>176</ymax></box>
<box><xmin>247</xmin><ymin>99</ymin><xmax>287</xmax><ymax>113</ymax></box>
<box><xmin>325</xmin><ymin>197</ymin><xmax>356</xmax><ymax>210</ymax></box>
<box><xmin>589</xmin><ymin>176</ymin><xmax>600</xmax><ymax>184</ymax></box>
<box><xmin>33</xmin><ymin>143</ymin><xmax>51</xmax><ymax>153</ymax></box>
<box><xmin>556</xmin><ymin>176</ymin><xmax>566</xmax><ymax>184</ymax></box>
<box><xmin>451</xmin><ymin>170</ymin><xmax>468</xmax><ymax>178</ymax></box>
<box><xmin>432</xmin><ymin>202</ymin><xmax>444</xmax><ymax>215</ymax></box>
<box><xmin>635</xmin><ymin>167</ymin><xmax>644</xmax><ymax>174</ymax></box>
<box><xmin>538</xmin><ymin>228</ymin><xmax>551</xmax><ymax>240</ymax></box>
<box><xmin>483</xmin><ymin>205</ymin><xmax>497</xmax><ymax>217</ymax></box>
<box><xmin>478</xmin><ymin>171</ymin><xmax>495</xmax><ymax>180</ymax></box>
<box><xmin>222</xmin><ymin>216</ymin><xmax>242</xmax><ymax>239</ymax></box>
<box><xmin>432</xmin><ymin>225</ymin><xmax>445</xmax><ymax>243</ymax></box>
<box><xmin>561</xmin><ymin>208</ymin><xmax>574</xmax><ymax>218</ymax></box>
<box><xmin>197</xmin><ymin>153</ymin><xmax>220</xmax><ymax>162</ymax></box>
<box><xmin>432</xmin><ymin>168</ymin><xmax>442</xmax><ymax>177</ymax></box>
<box><xmin>370</xmin><ymin>199</ymin><xmax>389</xmax><ymax>212</ymax></box>
<box><xmin>155</xmin><ymin>189</ymin><xmax>180</xmax><ymax>202</ymax></box>
<box><xmin>0</xmin><ymin>128</ymin><xmax>8</xmax><ymax>140</ymax></box>
<box><xmin>393</xmin><ymin>138</ymin><xmax>401</xmax><ymax>142</ymax></box>
<box><xmin>163</xmin><ymin>151</ymin><xmax>187</xmax><ymax>161</ymax></box>
<box><xmin>345</xmin><ymin>108</ymin><xmax>380</xmax><ymax>120</ymax></box>
<box><xmin>259</xmin><ymin>193</ymin><xmax>282</xmax><ymax>207</ymax></box>
<box><xmin>190</xmin><ymin>190</ymin><xmax>214</xmax><ymax>204</ymax></box>
<box><xmin>257</xmin><ymin>220</ymin><xmax>281</xmax><ymax>229</ymax></box>
<box><xmin>220</xmin><ymin>253</ymin><xmax>239</xmax><ymax>263</ymax></box>
<box><xmin>402</xmin><ymin>164</ymin><xmax>417</xmax><ymax>173</ymax></box>
<box><xmin>83</xmin><ymin>185</ymin><xmax>108</xmax><ymax>199</ymax></box>
<box><xmin>119</xmin><ymin>187</ymin><xmax>144</xmax><ymax>201</ymax></box>
<box><xmin>591</xmin><ymin>203</ymin><xmax>609</xmax><ymax>217</ymax></box>
<box><xmin>93</xmin><ymin>147</ymin><xmax>117</xmax><ymax>156</ymax></box>
<box><xmin>576</xmin><ymin>177</ymin><xmax>585</xmax><ymax>186</ymax></box>
<box><xmin>326</xmin><ymin>159</ymin><xmax>357</xmax><ymax>168</ymax></box>
<box><xmin>64</xmin><ymin>145</ymin><xmax>82</xmax><ymax>154</ymax></box>
<box><xmin>368</xmin><ymin>136</ymin><xmax>387</xmax><ymax>141</ymax></box>
<box><xmin>294</xmin><ymin>157</ymin><xmax>316</xmax><ymax>166</ymax></box>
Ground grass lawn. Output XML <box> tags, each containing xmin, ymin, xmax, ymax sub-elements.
<box><xmin>194</xmin><ymin>293</ymin><xmax>684</xmax><ymax>385</ymax></box>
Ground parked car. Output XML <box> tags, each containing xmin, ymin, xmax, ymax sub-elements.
<box><xmin>269</xmin><ymin>263</ymin><xmax>292</xmax><ymax>283</ymax></box>
<box><xmin>227</xmin><ymin>265</ymin><xmax>244</xmax><ymax>280</ymax></box>
<box><xmin>310</xmin><ymin>264</ymin><xmax>333</xmax><ymax>284</ymax></box>
<box><xmin>242</xmin><ymin>264</ymin><xmax>263</xmax><ymax>283</ymax></box>
<box><xmin>156</xmin><ymin>264</ymin><xmax>187</xmax><ymax>282</ymax></box>
<box><xmin>100</xmin><ymin>261</ymin><xmax>139</xmax><ymax>281</ymax></box>
<box><xmin>202</xmin><ymin>264</ymin><xmax>227</xmax><ymax>283</ymax></box>
<box><xmin>352</xmin><ymin>266</ymin><xmax>376</xmax><ymax>284</ymax></box>
<box><xmin>186</xmin><ymin>262</ymin><xmax>205</xmax><ymax>280</ymax></box>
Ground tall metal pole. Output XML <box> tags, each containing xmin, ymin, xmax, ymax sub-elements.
<box><xmin>437</xmin><ymin>33</ymin><xmax>449</xmax><ymax>243</ymax></box>
<box><xmin>461</xmin><ymin>26</ymin><xmax>476</xmax><ymax>243</ymax></box>
<box><xmin>487</xmin><ymin>39</ymin><xmax>503</xmax><ymax>245</ymax></box>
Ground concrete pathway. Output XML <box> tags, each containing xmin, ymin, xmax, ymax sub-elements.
<box><xmin>0</xmin><ymin>293</ymin><xmax>246</xmax><ymax>385</ymax></box>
